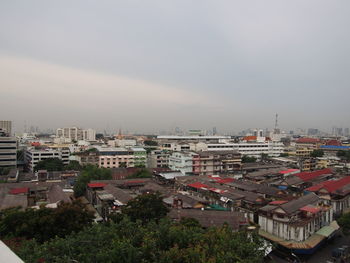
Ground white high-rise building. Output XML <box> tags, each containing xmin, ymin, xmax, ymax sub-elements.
<box><xmin>56</xmin><ymin>127</ymin><xmax>96</xmax><ymax>141</ymax></box>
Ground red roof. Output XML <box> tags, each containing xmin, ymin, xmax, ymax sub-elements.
<box><xmin>87</xmin><ymin>183</ymin><xmax>106</xmax><ymax>188</ymax></box>
<box><xmin>325</xmin><ymin>140</ymin><xmax>342</xmax><ymax>146</ymax></box>
<box><xmin>299</xmin><ymin>205</ymin><xmax>320</xmax><ymax>214</ymax></box>
<box><xmin>215</xmin><ymin>178</ymin><xmax>235</xmax><ymax>184</ymax></box>
<box><xmin>243</xmin><ymin>136</ymin><xmax>257</xmax><ymax>141</ymax></box>
<box><xmin>269</xmin><ymin>200</ymin><xmax>287</xmax><ymax>205</ymax></box>
<box><xmin>307</xmin><ymin>176</ymin><xmax>350</xmax><ymax>194</ymax></box>
<box><xmin>295</xmin><ymin>168</ymin><xmax>333</xmax><ymax>182</ymax></box>
<box><xmin>188</xmin><ymin>182</ymin><xmax>208</xmax><ymax>189</ymax></box>
<box><xmin>296</xmin><ymin>137</ymin><xmax>321</xmax><ymax>144</ymax></box>
<box><xmin>123</xmin><ymin>180</ymin><xmax>145</xmax><ymax>185</ymax></box>
<box><xmin>9</xmin><ymin>187</ymin><xmax>29</xmax><ymax>195</ymax></box>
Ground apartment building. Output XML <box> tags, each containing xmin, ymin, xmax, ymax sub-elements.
<box><xmin>192</xmin><ymin>151</ymin><xmax>242</xmax><ymax>176</ymax></box>
<box><xmin>56</xmin><ymin>127</ymin><xmax>96</xmax><ymax>141</ymax></box>
<box><xmin>96</xmin><ymin>147</ymin><xmax>146</xmax><ymax>168</ymax></box>
<box><xmin>168</xmin><ymin>152</ymin><xmax>195</xmax><ymax>175</ymax></box>
<box><xmin>148</xmin><ymin>150</ymin><xmax>170</xmax><ymax>168</ymax></box>
<box><xmin>25</xmin><ymin>147</ymin><xmax>70</xmax><ymax>171</ymax></box>
<box><xmin>194</xmin><ymin>141</ymin><xmax>284</xmax><ymax>158</ymax></box>
<box><xmin>0</xmin><ymin>136</ymin><xmax>17</xmax><ymax>168</ymax></box>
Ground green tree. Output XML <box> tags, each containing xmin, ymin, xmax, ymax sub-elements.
<box><xmin>34</xmin><ymin>158</ymin><xmax>64</xmax><ymax>171</ymax></box>
<box><xmin>242</xmin><ymin>155</ymin><xmax>257</xmax><ymax>163</ymax></box>
<box><xmin>338</xmin><ymin>212</ymin><xmax>350</xmax><ymax>235</ymax></box>
<box><xmin>15</xmin><ymin>218</ymin><xmax>266</xmax><ymax>263</ymax></box>
<box><xmin>310</xmin><ymin>149</ymin><xmax>324</xmax><ymax>158</ymax></box>
<box><xmin>73</xmin><ymin>165</ymin><xmax>112</xmax><ymax>197</ymax></box>
<box><xmin>64</xmin><ymin>160</ymin><xmax>82</xmax><ymax>171</ymax></box>
<box><xmin>280</xmin><ymin>153</ymin><xmax>289</xmax><ymax>157</ymax></box>
<box><xmin>122</xmin><ymin>193</ymin><xmax>169</xmax><ymax>223</ymax></box>
<box><xmin>144</xmin><ymin>140</ymin><xmax>158</xmax><ymax>146</ymax></box>
<box><xmin>0</xmin><ymin>201</ymin><xmax>94</xmax><ymax>243</ymax></box>
<box><xmin>337</xmin><ymin>150</ymin><xmax>350</xmax><ymax>161</ymax></box>
<box><xmin>127</xmin><ymin>168</ymin><xmax>152</xmax><ymax>179</ymax></box>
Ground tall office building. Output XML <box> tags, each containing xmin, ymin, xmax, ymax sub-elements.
<box><xmin>0</xmin><ymin>131</ymin><xmax>17</xmax><ymax>168</ymax></box>
<box><xmin>0</xmin><ymin>121</ymin><xmax>12</xmax><ymax>136</ymax></box>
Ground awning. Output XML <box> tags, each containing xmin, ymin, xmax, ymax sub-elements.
<box><xmin>316</xmin><ymin>226</ymin><xmax>336</xmax><ymax>237</ymax></box>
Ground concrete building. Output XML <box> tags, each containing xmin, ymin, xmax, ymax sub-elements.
<box><xmin>168</xmin><ymin>152</ymin><xmax>195</xmax><ymax>175</ymax></box>
<box><xmin>193</xmin><ymin>141</ymin><xmax>284</xmax><ymax>158</ymax></box>
<box><xmin>131</xmin><ymin>148</ymin><xmax>147</xmax><ymax>167</ymax></box>
<box><xmin>0</xmin><ymin>136</ymin><xmax>17</xmax><ymax>168</ymax></box>
<box><xmin>56</xmin><ymin>127</ymin><xmax>96</xmax><ymax>142</ymax></box>
<box><xmin>148</xmin><ymin>150</ymin><xmax>170</xmax><ymax>168</ymax></box>
<box><xmin>192</xmin><ymin>151</ymin><xmax>242</xmax><ymax>176</ymax></box>
<box><xmin>258</xmin><ymin>193</ymin><xmax>338</xmax><ymax>254</ymax></box>
<box><xmin>0</xmin><ymin>121</ymin><xmax>12</xmax><ymax>136</ymax></box>
<box><xmin>96</xmin><ymin>146</ymin><xmax>146</xmax><ymax>168</ymax></box>
<box><xmin>25</xmin><ymin>147</ymin><xmax>70</xmax><ymax>172</ymax></box>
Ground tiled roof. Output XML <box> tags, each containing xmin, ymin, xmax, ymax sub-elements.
<box><xmin>188</xmin><ymin>182</ymin><xmax>209</xmax><ymax>189</ymax></box>
<box><xmin>296</xmin><ymin>138</ymin><xmax>321</xmax><ymax>143</ymax></box>
<box><xmin>279</xmin><ymin>193</ymin><xmax>319</xmax><ymax>214</ymax></box>
<box><xmin>306</xmin><ymin>176</ymin><xmax>350</xmax><ymax>194</ymax></box>
<box><xmin>299</xmin><ymin>205</ymin><xmax>320</xmax><ymax>214</ymax></box>
<box><xmin>295</xmin><ymin>168</ymin><xmax>333</xmax><ymax>182</ymax></box>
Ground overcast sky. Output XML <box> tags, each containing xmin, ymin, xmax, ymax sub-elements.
<box><xmin>0</xmin><ymin>1</ymin><xmax>349</xmax><ymax>134</ymax></box>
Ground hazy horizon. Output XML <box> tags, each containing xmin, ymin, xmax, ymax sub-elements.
<box><xmin>1</xmin><ymin>1</ymin><xmax>349</xmax><ymax>134</ymax></box>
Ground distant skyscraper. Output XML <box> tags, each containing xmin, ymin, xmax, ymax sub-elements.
<box><xmin>0</xmin><ymin>121</ymin><xmax>12</xmax><ymax>136</ymax></box>
<box><xmin>212</xmin><ymin>127</ymin><xmax>217</xmax><ymax>135</ymax></box>
<box><xmin>307</xmin><ymin>128</ymin><xmax>319</xmax><ymax>136</ymax></box>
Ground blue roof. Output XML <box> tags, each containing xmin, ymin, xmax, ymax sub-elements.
<box><xmin>320</xmin><ymin>145</ymin><xmax>350</xmax><ymax>150</ymax></box>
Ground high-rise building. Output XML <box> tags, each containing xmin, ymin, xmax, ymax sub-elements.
<box><xmin>56</xmin><ymin>127</ymin><xmax>96</xmax><ymax>141</ymax></box>
<box><xmin>0</xmin><ymin>132</ymin><xmax>17</xmax><ymax>168</ymax></box>
<box><xmin>0</xmin><ymin>121</ymin><xmax>12</xmax><ymax>136</ymax></box>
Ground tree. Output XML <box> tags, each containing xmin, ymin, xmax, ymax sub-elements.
<box><xmin>121</xmin><ymin>193</ymin><xmax>169</xmax><ymax>223</ymax></box>
<box><xmin>0</xmin><ymin>201</ymin><xmax>94</xmax><ymax>243</ymax></box>
<box><xmin>242</xmin><ymin>155</ymin><xmax>257</xmax><ymax>163</ymax></box>
<box><xmin>64</xmin><ymin>160</ymin><xmax>82</xmax><ymax>171</ymax></box>
<box><xmin>15</xmin><ymin>217</ymin><xmax>266</xmax><ymax>263</ymax></box>
<box><xmin>127</xmin><ymin>168</ymin><xmax>152</xmax><ymax>179</ymax></box>
<box><xmin>35</xmin><ymin>158</ymin><xmax>64</xmax><ymax>171</ymax></box>
<box><xmin>337</xmin><ymin>150</ymin><xmax>350</xmax><ymax>161</ymax></box>
<box><xmin>310</xmin><ymin>149</ymin><xmax>324</xmax><ymax>158</ymax></box>
<box><xmin>144</xmin><ymin>140</ymin><xmax>158</xmax><ymax>146</ymax></box>
<box><xmin>280</xmin><ymin>153</ymin><xmax>289</xmax><ymax>157</ymax></box>
<box><xmin>73</xmin><ymin>165</ymin><xmax>112</xmax><ymax>197</ymax></box>
<box><xmin>260</xmin><ymin>153</ymin><xmax>269</xmax><ymax>161</ymax></box>
<box><xmin>338</xmin><ymin>212</ymin><xmax>350</xmax><ymax>235</ymax></box>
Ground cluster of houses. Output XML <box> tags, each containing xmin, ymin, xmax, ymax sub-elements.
<box><xmin>0</xmin><ymin>164</ymin><xmax>349</xmax><ymax>256</ymax></box>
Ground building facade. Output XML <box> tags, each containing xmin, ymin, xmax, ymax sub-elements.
<box><xmin>0</xmin><ymin>136</ymin><xmax>17</xmax><ymax>168</ymax></box>
<box><xmin>25</xmin><ymin>147</ymin><xmax>70</xmax><ymax>171</ymax></box>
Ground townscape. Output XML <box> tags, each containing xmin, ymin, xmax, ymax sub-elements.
<box><xmin>0</xmin><ymin>121</ymin><xmax>350</xmax><ymax>262</ymax></box>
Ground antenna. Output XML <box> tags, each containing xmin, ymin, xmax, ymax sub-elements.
<box><xmin>275</xmin><ymin>113</ymin><xmax>278</xmax><ymax>130</ymax></box>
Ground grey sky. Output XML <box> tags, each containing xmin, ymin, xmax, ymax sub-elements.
<box><xmin>0</xmin><ymin>1</ymin><xmax>349</xmax><ymax>134</ymax></box>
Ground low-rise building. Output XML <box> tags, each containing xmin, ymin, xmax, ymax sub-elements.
<box><xmin>25</xmin><ymin>147</ymin><xmax>70</xmax><ymax>172</ymax></box>
<box><xmin>258</xmin><ymin>193</ymin><xmax>337</xmax><ymax>254</ymax></box>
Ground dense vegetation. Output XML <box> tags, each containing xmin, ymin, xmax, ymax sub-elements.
<box><xmin>127</xmin><ymin>168</ymin><xmax>153</xmax><ymax>179</ymax></box>
<box><xmin>337</xmin><ymin>150</ymin><xmax>350</xmax><ymax>161</ymax></box>
<box><xmin>0</xmin><ymin>201</ymin><xmax>93</xmax><ymax>243</ymax></box>
<box><xmin>310</xmin><ymin>149</ymin><xmax>324</xmax><ymax>158</ymax></box>
<box><xmin>1</xmin><ymin>193</ymin><xmax>267</xmax><ymax>262</ymax></box>
<box><xmin>73</xmin><ymin>164</ymin><xmax>112</xmax><ymax>197</ymax></box>
<box><xmin>338</xmin><ymin>212</ymin><xmax>350</xmax><ymax>235</ymax></box>
<box><xmin>15</xmin><ymin>217</ymin><xmax>266</xmax><ymax>263</ymax></box>
<box><xmin>242</xmin><ymin>155</ymin><xmax>257</xmax><ymax>163</ymax></box>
